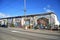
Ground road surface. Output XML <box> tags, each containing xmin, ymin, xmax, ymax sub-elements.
<box><xmin>0</xmin><ymin>28</ymin><xmax>60</xmax><ymax>40</ymax></box>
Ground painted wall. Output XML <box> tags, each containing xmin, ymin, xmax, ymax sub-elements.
<box><xmin>0</xmin><ymin>13</ymin><xmax>59</xmax><ymax>29</ymax></box>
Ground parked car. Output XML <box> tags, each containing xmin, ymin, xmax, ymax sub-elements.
<box><xmin>59</xmin><ymin>24</ymin><xmax>60</xmax><ymax>27</ymax></box>
<box><xmin>1</xmin><ymin>24</ymin><xmax>8</xmax><ymax>28</ymax></box>
<box><xmin>0</xmin><ymin>24</ymin><xmax>2</xmax><ymax>27</ymax></box>
<box><xmin>52</xmin><ymin>25</ymin><xmax>59</xmax><ymax>30</ymax></box>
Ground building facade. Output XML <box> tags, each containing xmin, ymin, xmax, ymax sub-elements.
<box><xmin>0</xmin><ymin>12</ymin><xmax>59</xmax><ymax>29</ymax></box>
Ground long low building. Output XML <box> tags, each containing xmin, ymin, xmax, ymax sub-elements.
<box><xmin>0</xmin><ymin>12</ymin><xmax>59</xmax><ymax>29</ymax></box>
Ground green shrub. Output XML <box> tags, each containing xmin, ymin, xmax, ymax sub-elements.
<box><xmin>10</xmin><ymin>23</ymin><xmax>15</xmax><ymax>27</ymax></box>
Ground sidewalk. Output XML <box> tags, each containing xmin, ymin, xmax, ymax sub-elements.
<box><xmin>8</xmin><ymin>27</ymin><xmax>60</xmax><ymax>35</ymax></box>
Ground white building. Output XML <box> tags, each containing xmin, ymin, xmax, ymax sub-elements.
<box><xmin>0</xmin><ymin>12</ymin><xmax>59</xmax><ymax>29</ymax></box>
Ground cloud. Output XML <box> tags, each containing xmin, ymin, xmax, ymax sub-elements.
<box><xmin>43</xmin><ymin>7</ymin><xmax>46</xmax><ymax>10</ymax></box>
<box><xmin>43</xmin><ymin>5</ymin><xmax>54</xmax><ymax>12</ymax></box>
<box><xmin>46</xmin><ymin>9</ymin><xmax>54</xmax><ymax>12</ymax></box>
<box><xmin>47</xmin><ymin>5</ymin><xmax>51</xmax><ymax>8</ymax></box>
<box><xmin>0</xmin><ymin>13</ymin><xmax>11</xmax><ymax>18</ymax></box>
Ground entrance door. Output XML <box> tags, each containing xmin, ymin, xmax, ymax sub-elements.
<box><xmin>25</xmin><ymin>19</ymin><xmax>30</xmax><ymax>29</ymax></box>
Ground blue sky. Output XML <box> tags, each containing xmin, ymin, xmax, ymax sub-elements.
<box><xmin>0</xmin><ymin>0</ymin><xmax>60</xmax><ymax>21</ymax></box>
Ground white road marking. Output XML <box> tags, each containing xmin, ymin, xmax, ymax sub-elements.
<box><xmin>11</xmin><ymin>30</ymin><xmax>59</xmax><ymax>40</ymax></box>
<box><xmin>11</xmin><ymin>31</ymin><xmax>19</xmax><ymax>32</ymax></box>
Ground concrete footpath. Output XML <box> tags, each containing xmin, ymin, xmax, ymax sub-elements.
<box><xmin>8</xmin><ymin>27</ymin><xmax>60</xmax><ymax>35</ymax></box>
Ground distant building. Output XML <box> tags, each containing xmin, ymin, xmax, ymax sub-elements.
<box><xmin>0</xmin><ymin>12</ymin><xmax>59</xmax><ymax>29</ymax></box>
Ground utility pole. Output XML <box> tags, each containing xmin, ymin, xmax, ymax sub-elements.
<box><xmin>24</xmin><ymin>0</ymin><xmax>27</xmax><ymax>29</ymax></box>
<box><xmin>24</xmin><ymin>0</ymin><xmax>26</xmax><ymax>17</ymax></box>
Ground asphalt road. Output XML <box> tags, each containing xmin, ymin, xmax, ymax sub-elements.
<box><xmin>0</xmin><ymin>28</ymin><xmax>60</xmax><ymax>40</ymax></box>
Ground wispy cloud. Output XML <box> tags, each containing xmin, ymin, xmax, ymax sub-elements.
<box><xmin>45</xmin><ymin>9</ymin><xmax>54</xmax><ymax>12</ymax></box>
<box><xmin>0</xmin><ymin>12</ymin><xmax>11</xmax><ymax>18</ymax></box>
<box><xmin>43</xmin><ymin>5</ymin><xmax>54</xmax><ymax>12</ymax></box>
